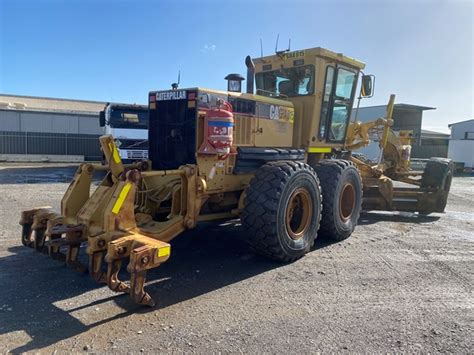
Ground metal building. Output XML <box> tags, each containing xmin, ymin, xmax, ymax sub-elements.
<box><xmin>0</xmin><ymin>94</ymin><xmax>106</xmax><ymax>161</ymax></box>
<box><xmin>417</xmin><ymin>129</ymin><xmax>450</xmax><ymax>158</ymax></box>
<box><xmin>448</xmin><ymin>119</ymin><xmax>474</xmax><ymax>168</ymax></box>
<box><xmin>351</xmin><ymin>103</ymin><xmax>449</xmax><ymax>160</ymax></box>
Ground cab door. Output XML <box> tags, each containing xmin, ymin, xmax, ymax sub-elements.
<box><xmin>318</xmin><ymin>65</ymin><xmax>357</xmax><ymax>143</ymax></box>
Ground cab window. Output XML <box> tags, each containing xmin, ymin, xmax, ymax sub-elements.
<box><xmin>318</xmin><ymin>66</ymin><xmax>335</xmax><ymax>139</ymax></box>
<box><xmin>109</xmin><ymin>108</ymin><xmax>149</xmax><ymax>129</ymax></box>
<box><xmin>329</xmin><ymin>68</ymin><xmax>356</xmax><ymax>142</ymax></box>
<box><xmin>256</xmin><ymin>65</ymin><xmax>314</xmax><ymax>97</ymax></box>
<box><xmin>318</xmin><ymin>67</ymin><xmax>357</xmax><ymax>142</ymax></box>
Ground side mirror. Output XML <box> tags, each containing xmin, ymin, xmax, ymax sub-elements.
<box><xmin>99</xmin><ymin>111</ymin><xmax>106</xmax><ymax>127</ymax></box>
<box><xmin>361</xmin><ymin>75</ymin><xmax>375</xmax><ymax>97</ymax></box>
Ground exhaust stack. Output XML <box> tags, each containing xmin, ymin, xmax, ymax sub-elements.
<box><xmin>245</xmin><ymin>55</ymin><xmax>255</xmax><ymax>94</ymax></box>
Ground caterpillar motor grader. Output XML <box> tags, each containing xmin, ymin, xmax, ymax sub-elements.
<box><xmin>19</xmin><ymin>47</ymin><xmax>453</xmax><ymax>307</ymax></box>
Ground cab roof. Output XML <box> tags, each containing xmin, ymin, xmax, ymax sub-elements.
<box><xmin>253</xmin><ymin>47</ymin><xmax>366</xmax><ymax>70</ymax></box>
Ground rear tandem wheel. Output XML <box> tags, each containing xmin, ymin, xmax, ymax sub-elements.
<box><xmin>313</xmin><ymin>159</ymin><xmax>363</xmax><ymax>242</ymax></box>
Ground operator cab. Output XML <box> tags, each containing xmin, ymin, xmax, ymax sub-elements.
<box><xmin>253</xmin><ymin>47</ymin><xmax>372</xmax><ymax>148</ymax></box>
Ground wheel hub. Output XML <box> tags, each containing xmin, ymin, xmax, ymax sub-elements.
<box><xmin>285</xmin><ymin>188</ymin><xmax>312</xmax><ymax>240</ymax></box>
<box><xmin>339</xmin><ymin>183</ymin><xmax>355</xmax><ymax>221</ymax></box>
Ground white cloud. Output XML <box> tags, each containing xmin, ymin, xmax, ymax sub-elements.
<box><xmin>201</xmin><ymin>44</ymin><xmax>217</xmax><ymax>53</ymax></box>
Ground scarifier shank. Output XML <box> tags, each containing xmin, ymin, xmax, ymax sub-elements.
<box><xmin>19</xmin><ymin>136</ymin><xmax>177</xmax><ymax>306</ymax></box>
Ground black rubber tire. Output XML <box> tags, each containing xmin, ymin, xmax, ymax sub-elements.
<box><xmin>241</xmin><ymin>161</ymin><xmax>322</xmax><ymax>262</ymax></box>
<box><xmin>421</xmin><ymin>158</ymin><xmax>453</xmax><ymax>190</ymax></box>
<box><xmin>313</xmin><ymin>159</ymin><xmax>363</xmax><ymax>242</ymax></box>
<box><xmin>21</xmin><ymin>223</ymin><xmax>33</xmax><ymax>247</ymax></box>
<box><xmin>33</xmin><ymin>229</ymin><xmax>46</xmax><ymax>251</ymax></box>
<box><xmin>419</xmin><ymin>158</ymin><xmax>454</xmax><ymax>213</ymax></box>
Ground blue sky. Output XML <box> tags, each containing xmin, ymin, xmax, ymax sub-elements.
<box><xmin>0</xmin><ymin>0</ymin><xmax>472</xmax><ymax>132</ymax></box>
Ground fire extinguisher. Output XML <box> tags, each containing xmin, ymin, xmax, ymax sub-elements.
<box><xmin>198</xmin><ymin>99</ymin><xmax>235</xmax><ymax>158</ymax></box>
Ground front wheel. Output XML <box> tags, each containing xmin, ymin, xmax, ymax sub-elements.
<box><xmin>21</xmin><ymin>223</ymin><xmax>33</xmax><ymax>247</ymax></box>
<box><xmin>241</xmin><ymin>161</ymin><xmax>322</xmax><ymax>262</ymax></box>
<box><xmin>419</xmin><ymin>158</ymin><xmax>454</xmax><ymax>213</ymax></box>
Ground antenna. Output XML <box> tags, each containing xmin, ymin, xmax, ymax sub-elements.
<box><xmin>260</xmin><ymin>38</ymin><xmax>264</xmax><ymax>58</ymax></box>
<box><xmin>275</xmin><ymin>35</ymin><xmax>291</xmax><ymax>57</ymax></box>
<box><xmin>171</xmin><ymin>70</ymin><xmax>180</xmax><ymax>90</ymax></box>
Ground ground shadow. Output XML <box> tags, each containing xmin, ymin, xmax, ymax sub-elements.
<box><xmin>145</xmin><ymin>219</ymin><xmax>333</xmax><ymax>310</ymax></box>
<box><xmin>358</xmin><ymin>211</ymin><xmax>440</xmax><ymax>225</ymax></box>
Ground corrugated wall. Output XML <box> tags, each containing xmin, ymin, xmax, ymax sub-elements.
<box><xmin>412</xmin><ymin>141</ymin><xmax>449</xmax><ymax>158</ymax></box>
<box><xmin>0</xmin><ymin>109</ymin><xmax>102</xmax><ymax>134</ymax></box>
<box><xmin>0</xmin><ymin>109</ymin><xmax>103</xmax><ymax>160</ymax></box>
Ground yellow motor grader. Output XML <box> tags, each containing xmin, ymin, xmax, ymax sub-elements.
<box><xmin>19</xmin><ymin>47</ymin><xmax>453</xmax><ymax>307</ymax></box>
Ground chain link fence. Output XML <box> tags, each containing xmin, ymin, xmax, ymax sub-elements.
<box><xmin>0</xmin><ymin>131</ymin><xmax>102</xmax><ymax>161</ymax></box>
